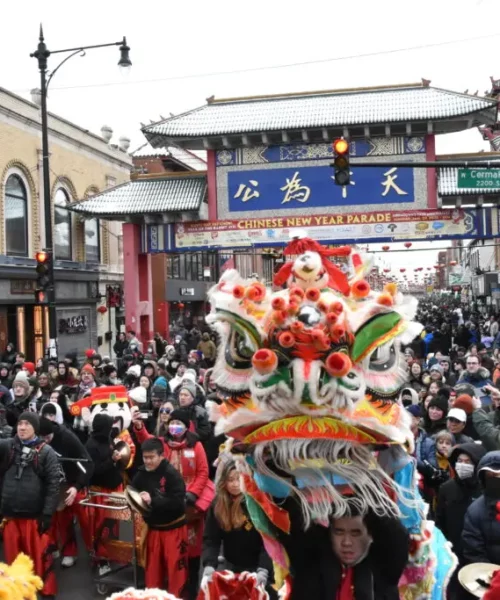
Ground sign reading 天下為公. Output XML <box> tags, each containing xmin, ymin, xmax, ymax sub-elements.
<box><xmin>216</xmin><ymin>137</ymin><xmax>428</xmax><ymax>219</ymax></box>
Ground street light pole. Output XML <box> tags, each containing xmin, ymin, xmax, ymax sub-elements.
<box><xmin>31</xmin><ymin>26</ymin><xmax>131</xmax><ymax>358</ymax></box>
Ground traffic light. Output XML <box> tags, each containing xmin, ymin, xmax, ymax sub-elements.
<box><xmin>35</xmin><ymin>250</ymin><xmax>51</xmax><ymax>304</ymax></box>
<box><xmin>332</xmin><ymin>138</ymin><xmax>350</xmax><ymax>186</ymax></box>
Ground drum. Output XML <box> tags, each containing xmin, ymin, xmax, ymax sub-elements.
<box><xmin>124</xmin><ymin>486</ymin><xmax>151</xmax><ymax>516</ymax></box>
<box><xmin>458</xmin><ymin>563</ymin><xmax>500</xmax><ymax>598</ymax></box>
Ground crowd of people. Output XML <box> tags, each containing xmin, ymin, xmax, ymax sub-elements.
<box><xmin>1</xmin><ymin>301</ymin><xmax>500</xmax><ymax>599</ymax></box>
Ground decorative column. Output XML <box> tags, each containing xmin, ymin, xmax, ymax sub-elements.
<box><xmin>122</xmin><ymin>223</ymin><xmax>154</xmax><ymax>346</ymax></box>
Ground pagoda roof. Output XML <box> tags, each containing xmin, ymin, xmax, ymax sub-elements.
<box><xmin>132</xmin><ymin>142</ymin><xmax>207</xmax><ymax>170</ymax></box>
<box><xmin>143</xmin><ymin>82</ymin><xmax>498</xmax><ymax>150</ymax></box>
<box><xmin>68</xmin><ymin>173</ymin><xmax>207</xmax><ymax>221</ymax></box>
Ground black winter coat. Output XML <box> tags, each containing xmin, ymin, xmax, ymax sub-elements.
<box><xmin>85</xmin><ymin>415</ymin><xmax>123</xmax><ymax>490</ymax></box>
<box><xmin>435</xmin><ymin>442</ymin><xmax>486</xmax><ymax>561</ymax></box>
<box><xmin>0</xmin><ymin>437</ymin><xmax>60</xmax><ymax>518</ymax></box>
<box><xmin>462</xmin><ymin>495</ymin><xmax>500</xmax><ymax>564</ymax></box>
<box><xmin>48</xmin><ymin>423</ymin><xmax>94</xmax><ymax>490</ymax></box>
<box><xmin>202</xmin><ymin>500</ymin><xmax>272</xmax><ymax>574</ymax></box>
<box><xmin>131</xmin><ymin>459</ymin><xmax>185</xmax><ymax>530</ymax></box>
<box><xmin>279</xmin><ymin>500</ymin><xmax>409</xmax><ymax>600</ymax></box>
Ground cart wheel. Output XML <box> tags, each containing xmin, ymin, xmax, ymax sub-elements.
<box><xmin>96</xmin><ymin>583</ymin><xmax>109</xmax><ymax>596</ymax></box>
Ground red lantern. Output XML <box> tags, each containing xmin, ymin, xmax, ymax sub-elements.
<box><xmin>97</xmin><ymin>305</ymin><xmax>107</xmax><ymax>314</ymax></box>
<box><xmin>383</xmin><ymin>268</ymin><xmax>390</xmax><ymax>273</ymax></box>
<box><xmin>382</xmin><ymin>245</ymin><xmax>390</xmax><ymax>252</ymax></box>
<box><xmin>449</xmin><ymin>260</ymin><xmax>457</xmax><ymax>267</ymax></box>
<box><xmin>400</xmin><ymin>268</ymin><xmax>406</xmax><ymax>273</ymax></box>
<box><xmin>178</xmin><ymin>302</ymin><xmax>185</xmax><ymax>310</ymax></box>
<box><xmin>404</xmin><ymin>242</ymin><xmax>412</xmax><ymax>249</ymax></box>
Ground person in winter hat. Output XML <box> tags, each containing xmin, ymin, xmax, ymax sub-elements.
<box><xmin>40</xmin><ymin>402</ymin><xmax>64</xmax><ymax>425</ymax></box>
<box><xmin>22</xmin><ymin>362</ymin><xmax>36</xmax><ymax>376</ymax></box>
<box><xmin>436</xmin><ymin>443</ymin><xmax>486</xmax><ymax>575</ymax></box>
<box><xmin>400</xmin><ymin>387</ymin><xmax>419</xmax><ymax>407</ymax></box>
<box><xmin>446</xmin><ymin>407</ymin><xmax>473</xmax><ymax>445</ymax></box>
<box><xmin>177</xmin><ymin>382</ymin><xmax>211</xmax><ymax>442</ymax></box>
<box><xmin>423</xmin><ymin>395</ymin><xmax>449</xmax><ymax>436</ymax></box>
<box><xmin>128</xmin><ymin>386</ymin><xmax>147</xmax><ymax>406</ymax></box>
<box><xmin>462</xmin><ymin>451</ymin><xmax>500</xmax><ymax>565</ymax></box>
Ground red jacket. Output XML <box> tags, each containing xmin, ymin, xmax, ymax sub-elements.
<box><xmin>135</xmin><ymin>424</ymin><xmax>208</xmax><ymax>497</ymax></box>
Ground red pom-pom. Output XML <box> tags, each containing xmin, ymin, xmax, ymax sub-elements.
<box><xmin>330</xmin><ymin>301</ymin><xmax>344</xmax><ymax>315</ymax></box>
<box><xmin>317</xmin><ymin>300</ymin><xmax>328</xmax><ymax>313</ymax></box>
<box><xmin>273</xmin><ymin>310</ymin><xmax>287</xmax><ymax>325</ymax></box>
<box><xmin>289</xmin><ymin>286</ymin><xmax>305</xmax><ymax>300</ymax></box>
<box><xmin>287</xmin><ymin>301</ymin><xmax>300</xmax><ymax>316</ymax></box>
<box><xmin>245</xmin><ymin>283</ymin><xmax>266</xmax><ymax>302</ymax></box>
<box><xmin>252</xmin><ymin>349</ymin><xmax>278</xmax><ymax>375</ymax></box>
<box><xmin>290</xmin><ymin>321</ymin><xmax>305</xmax><ymax>334</ymax></box>
<box><xmin>377</xmin><ymin>293</ymin><xmax>394</xmax><ymax>307</ymax></box>
<box><xmin>233</xmin><ymin>285</ymin><xmax>245</xmax><ymax>299</ymax></box>
<box><xmin>272</xmin><ymin>297</ymin><xmax>287</xmax><ymax>311</ymax></box>
<box><xmin>278</xmin><ymin>331</ymin><xmax>296</xmax><ymax>348</ymax></box>
<box><xmin>326</xmin><ymin>312</ymin><xmax>338</xmax><ymax>325</ymax></box>
<box><xmin>325</xmin><ymin>352</ymin><xmax>352</xmax><ymax>377</ymax></box>
<box><xmin>332</xmin><ymin>324</ymin><xmax>346</xmax><ymax>339</ymax></box>
<box><xmin>85</xmin><ymin>348</ymin><xmax>95</xmax><ymax>359</ymax></box>
<box><xmin>351</xmin><ymin>279</ymin><xmax>371</xmax><ymax>298</ymax></box>
<box><xmin>305</xmin><ymin>288</ymin><xmax>321</xmax><ymax>302</ymax></box>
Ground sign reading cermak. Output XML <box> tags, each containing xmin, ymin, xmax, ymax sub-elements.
<box><xmin>457</xmin><ymin>168</ymin><xmax>500</xmax><ymax>189</ymax></box>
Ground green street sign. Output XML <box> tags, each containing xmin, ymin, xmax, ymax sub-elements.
<box><xmin>457</xmin><ymin>167</ymin><xmax>500</xmax><ymax>189</ymax></box>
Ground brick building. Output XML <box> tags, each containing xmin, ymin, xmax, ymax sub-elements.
<box><xmin>0</xmin><ymin>86</ymin><xmax>131</xmax><ymax>360</ymax></box>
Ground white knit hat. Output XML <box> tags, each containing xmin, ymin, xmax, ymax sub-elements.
<box><xmin>128</xmin><ymin>386</ymin><xmax>147</xmax><ymax>404</ymax></box>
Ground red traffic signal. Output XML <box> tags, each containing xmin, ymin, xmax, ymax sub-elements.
<box><xmin>35</xmin><ymin>250</ymin><xmax>49</xmax><ymax>263</ymax></box>
<box><xmin>333</xmin><ymin>138</ymin><xmax>349</xmax><ymax>155</ymax></box>
<box><xmin>332</xmin><ymin>138</ymin><xmax>350</xmax><ymax>186</ymax></box>
<box><xmin>34</xmin><ymin>289</ymin><xmax>48</xmax><ymax>304</ymax></box>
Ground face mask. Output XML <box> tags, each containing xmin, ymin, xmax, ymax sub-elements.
<box><xmin>168</xmin><ymin>423</ymin><xmax>186</xmax><ymax>438</ymax></box>
<box><xmin>484</xmin><ymin>477</ymin><xmax>500</xmax><ymax>497</ymax></box>
<box><xmin>455</xmin><ymin>463</ymin><xmax>475</xmax><ymax>480</ymax></box>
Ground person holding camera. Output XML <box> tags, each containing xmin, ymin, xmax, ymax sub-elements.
<box><xmin>471</xmin><ymin>386</ymin><xmax>500</xmax><ymax>451</ymax></box>
<box><xmin>0</xmin><ymin>412</ymin><xmax>60</xmax><ymax>599</ymax></box>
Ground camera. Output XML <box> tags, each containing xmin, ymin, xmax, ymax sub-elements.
<box><xmin>139</xmin><ymin>411</ymin><xmax>153</xmax><ymax>420</ymax></box>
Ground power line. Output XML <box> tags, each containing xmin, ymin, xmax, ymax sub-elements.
<box><xmin>15</xmin><ymin>32</ymin><xmax>500</xmax><ymax>94</ymax></box>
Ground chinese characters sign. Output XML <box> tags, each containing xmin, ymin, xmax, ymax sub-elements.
<box><xmin>227</xmin><ymin>164</ymin><xmax>415</xmax><ymax>212</ymax></box>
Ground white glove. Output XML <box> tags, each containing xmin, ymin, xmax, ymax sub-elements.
<box><xmin>201</xmin><ymin>566</ymin><xmax>215</xmax><ymax>584</ymax></box>
<box><xmin>256</xmin><ymin>568</ymin><xmax>268</xmax><ymax>588</ymax></box>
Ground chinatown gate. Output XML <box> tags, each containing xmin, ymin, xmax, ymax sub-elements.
<box><xmin>70</xmin><ymin>81</ymin><xmax>500</xmax><ymax>344</ymax></box>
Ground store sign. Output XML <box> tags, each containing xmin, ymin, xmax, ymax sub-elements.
<box><xmin>11</xmin><ymin>280</ymin><xmax>36</xmax><ymax>294</ymax></box>
<box><xmin>58</xmin><ymin>315</ymin><xmax>88</xmax><ymax>335</ymax></box>
<box><xmin>171</xmin><ymin>208</ymin><xmax>489</xmax><ymax>251</ymax></box>
<box><xmin>180</xmin><ymin>288</ymin><xmax>195</xmax><ymax>296</ymax></box>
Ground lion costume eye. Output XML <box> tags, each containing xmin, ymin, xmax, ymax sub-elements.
<box><xmin>368</xmin><ymin>342</ymin><xmax>396</xmax><ymax>372</ymax></box>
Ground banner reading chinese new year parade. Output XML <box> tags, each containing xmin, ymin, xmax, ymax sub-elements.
<box><xmin>144</xmin><ymin>208</ymin><xmax>495</xmax><ymax>252</ymax></box>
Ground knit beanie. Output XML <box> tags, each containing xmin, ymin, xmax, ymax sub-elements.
<box><xmin>179</xmin><ymin>381</ymin><xmax>196</xmax><ymax>400</ymax></box>
<box><xmin>407</xmin><ymin>404</ymin><xmax>422</xmax><ymax>418</ymax></box>
<box><xmin>128</xmin><ymin>386</ymin><xmax>147</xmax><ymax>405</ymax></box>
<box><xmin>12</xmin><ymin>372</ymin><xmax>30</xmax><ymax>393</ymax></box>
<box><xmin>81</xmin><ymin>364</ymin><xmax>95</xmax><ymax>377</ymax></box>
<box><xmin>18</xmin><ymin>411</ymin><xmax>40</xmax><ymax>435</ymax></box>
<box><xmin>169</xmin><ymin>409</ymin><xmax>191</xmax><ymax>430</ymax></box>
<box><xmin>453</xmin><ymin>393</ymin><xmax>474</xmax><ymax>415</ymax></box>
<box><xmin>428</xmin><ymin>395</ymin><xmax>448</xmax><ymax>415</ymax></box>
<box><xmin>151</xmin><ymin>384</ymin><xmax>167</xmax><ymax>402</ymax></box>
<box><xmin>429</xmin><ymin>364</ymin><xmax>443</xmax><ymax>375</ymax></box>
<box><xmin>23</xmin><ymin>362</ymin><xmax>35</xmax><ymax>375</ymax></box>
<box><xmin>126</xmin><ymin>365</ymin><xmax>141</xmax><ymax>378</ymax></box>
<box><xmin>102</xmin><ymin>364</ymin><xmax>117</xmax><ymax>377</ymax></box>
<box><xmin>39</xmin><ymin>416</ymin><xmax>56</xmax><ymax>437</ymax></box>
<box><xmin>40</xmin><ymin>402</ymin><xmax>63</xmax><ymax>425</ymax></box>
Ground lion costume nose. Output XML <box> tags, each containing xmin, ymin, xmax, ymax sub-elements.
<box><xmin>325</xmin><ymin>352</ymin><xmax>352</xmax><ymax>378</ymax></box>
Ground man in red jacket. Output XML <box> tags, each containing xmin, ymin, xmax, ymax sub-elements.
<box><xmin>131</xmin><ymin>437</ymin><xmax>188</xmax><ymax>597</ymax></box>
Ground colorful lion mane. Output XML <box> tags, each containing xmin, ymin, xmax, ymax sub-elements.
<box><xmin>206</xmin><ymin>236</ymin><xmax>457</xmax><ymax>599</ymax></box>
<box><xmin>0</xmin><ymin>553</ymin><xmax>42</xmax><ymax>600</ymax></box>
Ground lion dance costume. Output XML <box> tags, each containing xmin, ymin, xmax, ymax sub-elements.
<box><xmin>203</xmin><ymin>236</ymin><xmax>456</xmax><ymax>600</ymax></box>
<box><xmin>0</xmin><ymin>553</ymin><xmax>42</xmax><ymax>600</ymax></box>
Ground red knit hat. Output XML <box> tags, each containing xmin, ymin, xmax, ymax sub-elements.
<box><xmin>453</xmin><ymin>394</ymin><xmax>474</xmax><ymax>415</ymax></box>
<box><xmin>23</xmin><ymin>362</ymin><xmax>35</xmax><ymax>375</ymax></box>
<box><xmin>80</xmin><ymin>364</ymin><xmax>95</xmax><ymax>377</ymax></box>
<box><xmin>85</xmin><ymin>349</ymin><xmax>96</xmax><ymax>359</ymax></box>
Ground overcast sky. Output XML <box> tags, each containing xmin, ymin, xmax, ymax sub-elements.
<box><xmin>2</xmin><ymin>0</ymin><xmax>498</xmax><ymax>273</ymax></box>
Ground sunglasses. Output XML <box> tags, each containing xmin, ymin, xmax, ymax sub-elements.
<box><xmin>159</xmin><ymin>408</ymin><xmax>172</xmax><ymax>414</ymax></box>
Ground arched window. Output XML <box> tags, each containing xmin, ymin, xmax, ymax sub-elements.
<box><xmin>85</xmin><ymin>218</ymin><xmax>100</xmax><ymax>263</ymax></box>
<box><xmin>5</xmin><ymin>174</ymin><xmax>28</xmax><ymax>256</ymax></box>
<box><xmin>54</xmin><ymin>188</ymin><xmax>72</xmax><ymax>260</ymax></box>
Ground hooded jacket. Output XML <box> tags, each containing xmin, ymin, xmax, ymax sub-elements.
<box><xmin>435</xmin><ymin>443</ymin><xmax>487</xmax><ymax>560</ymax></box>
<box><xmin>85</xmin><ymin>414</ymin><xmax>123</xmax><ymax>490</ymax></box>
<box><xmin>472</xmin><ymin>407</ymin><xmax>500</xmax><ymax>452</ymax></box>
<box><xmin>462</xmin><ymin>451</ymin><xmax>500</xmax><ymax>565</ymax></box>
<box><xmin>46</xmin><ymin>422</ymin><xmax>94</xmax><ymax>490</ymax></box>
<box><xmin>458</xmin><ymin>367</ymin><xmax>493</xmax><ymax>405</ymax></box>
